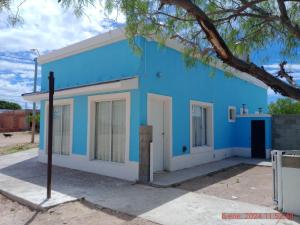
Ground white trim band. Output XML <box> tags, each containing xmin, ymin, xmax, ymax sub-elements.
<box><xmin>38</xmin><ymin>150</ymin><xmax>139</xmax><ymax>181</ymax></box>
<box><xmin>236</xmin><ymin>114</ymin><xmax>271</xmax><ymax>118</ymax></box>
<box><xmin>22</xmin><ymin>77</ymin><xmax>138</xmax><ymax>102</ymax></box>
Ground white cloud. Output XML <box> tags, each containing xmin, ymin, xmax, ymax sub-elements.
<box><xmin>0</xmin><ymin>57</ymin><xmax>39</xmax><ymax>83</ymax></box>
<box><xmin>0</xmin><ymin>0</ymin><xmax>125</xmax><ymax>107</ymax></box>
<box><xmin>267</xmin><ymin>88</ymin><xmax>283</xmax><ymax>103</ymax></box>
<box><xmin>264</xmin><ymin>63</ymin><xmax>300</xmax><ymax>81</ymax></box>
<box><xmin>0</xmin><ymin>78</ymin><xmax>34</xmax><ymax>106</ymax></box>
<box><xmin>293</xmin><ymin>73</ymin><xmax>300</xmax><ymax>80</ymax></box>
<box><xmin>0</xmin><ymin>59</ymin><xmax>33</xmax><ymax>71</ymax></box>
<box><xmin>1</xmin><ymin>0</ymin><xmax>295</xmax><ymax>106</ymax></box>
<box><xmin>263</xmin><ymin>63</ymin><xmax>300</xmax><ymax>102</ymax></box>
<box><xmin>0</xmin><ymin>0</ymin><xmax>125</xmax><ymax>53</ymax></box>
<box><xmin>263</xmin><ymin>63</ymin><xmax>300</xmax><ymax>71</ymax></box>
<box><xmin>0</xmin><ymin>73</ymin><xmax>16</xmax><ymax>79</ymax></box>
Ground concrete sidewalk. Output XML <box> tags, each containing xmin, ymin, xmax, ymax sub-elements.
<box><xmin>153</xmin><ymin>157</ymin><xmax>272</xmax><ymax>187</ymax></box>
<box><xmin>0</xmin><ymin>150</ymin><xmax>298</xmax><ymax>225</ymax></box>
<box><xmin>0</xmin><ymin>149</ymin><xmax>77</xmax><ymax>209</ymax></box>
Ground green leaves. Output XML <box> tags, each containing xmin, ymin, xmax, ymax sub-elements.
<box><xmin>183</xmin><ymin>47</ymin><xmax>198</xmax><ymax>68</ymax></box>
<box><xmin>0</xmin><ymin>100</ymin><xmax>22</xmax><ymax>110</ymax></box>
<box><xmin>109</xmin><ymin>0</ymin><xmax>298</xmax><ymax>66</ymax></box>
<box><xmin>269</xmin><ymin>98</ymin><xmax>300</xmax><ymax>115</ymax></box>
<box><xmin>2</xmin><ymin>0</ymin><xmax>299</xmax><ymax>63</ymax></box>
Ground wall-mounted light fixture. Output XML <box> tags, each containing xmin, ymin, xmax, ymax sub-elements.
<box><xmin>156</xmin><ymin>72</ymin><xmax>162</xmax><ymax>78</ymax></box>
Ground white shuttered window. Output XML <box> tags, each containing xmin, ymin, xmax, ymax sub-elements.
<box><xmin>94</xmin><ymin>99</ymin><xmax>126</xmax><ymax>163</ymax></box>
<box><xmin>52</xmin><ymin>105</ymin><xmax>71</xmax><ymax>155</ymax></box>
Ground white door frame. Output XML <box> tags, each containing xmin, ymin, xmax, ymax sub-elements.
<box><xmin>147</xmin><ymin>93</ymin><xmax>172</xmax><ymax>174</ymax></box>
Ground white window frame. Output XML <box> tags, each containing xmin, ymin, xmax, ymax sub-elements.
<box><xmin>87</xmin><ymin>92</ymin><xmax>130</xmax><ymax>164</ymax></box>
<box><xmin>44</xmin><ymin>98</ymin><xmax>74</xmax><ymax>155</ymax></box>
<box><xmin>190</xmin><ymin>100</ymin><xmax>214</xmax><ymax>153</ymax></box>
<box><xmin>228</xmin><ymin>106</ymin><xmax>236</xmax><ymax>122</ymax></box>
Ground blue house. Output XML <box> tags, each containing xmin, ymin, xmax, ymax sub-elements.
<box><xmin>23</xmin><ymin>29</ymin><xmax>271</xmax><ymax>181</ymax></box>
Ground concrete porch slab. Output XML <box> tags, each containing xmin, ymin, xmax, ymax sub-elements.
<box><xmin>0</xmin><ymin>149</ymin><xmax>77</xmax><ymax>210</ymax></box>
<box><xmin>152</xmin><ymin>157</ymin><xmax>272</xmax><ymax>187</ymax></box>
<box><xmin>0</xmin><ymin>150</ymin><xmax>298</xmax><ymax>225</ymax></box>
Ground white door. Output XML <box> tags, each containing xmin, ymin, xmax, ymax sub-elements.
<box><xmin>149</xmin><ymin>97</ymin><xmax>166</xmax><ymax>172</ymax></box>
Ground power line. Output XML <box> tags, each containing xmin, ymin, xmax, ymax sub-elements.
<box><xmin>0</xmin><ymin>55</ymin><xmax>34</xmax><ymax>62</ymax></box>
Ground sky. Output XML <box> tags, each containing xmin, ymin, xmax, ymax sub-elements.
<box><xmin>0</xmin><ymin>0</ymin><xmax>299</xmax><ymax>108</ymax></box>
<box><xmin>251</xmin><ymin>44</ymin><xmax>300</xmax><ymax>103</ymax></box>
<box><xmin>0</xmin><ymin>0</ymin><xmax>124</xmax><ymax>108</ymax></box>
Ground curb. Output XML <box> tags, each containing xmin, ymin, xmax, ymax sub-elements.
<box><xmin>0</xmin><ymin>189</ymin><xmax>80</xmax><ymax>211</ymax></box>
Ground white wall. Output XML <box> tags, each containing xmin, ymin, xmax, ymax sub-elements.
<box><xmin>282</xmin><ymin>167</ymin><xmax>300</xmax><ymax>215</ymax></box>
<box><xmin>38</xmin><ymin>150</ymin><xmax>139</xmax><ymax>181</ymax></box>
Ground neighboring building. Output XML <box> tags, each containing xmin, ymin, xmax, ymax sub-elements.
<box><xmin>23</xmin><ymin>29</ymin><xmax>271</xmax><ymax>181</ymax></box>
<box><xmin>0</xmin><ymin>109</ymin><xmax>33</xmax><ymax>132</ymax></box>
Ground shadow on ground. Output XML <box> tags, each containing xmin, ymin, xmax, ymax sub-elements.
<box><xmin>0</xmin><ymin>151</ymin><xmax>297</xmax><ymax>225</ymax></box>
<box><xmin>0</xmin><ymin>154</ymin><xmax>186</xmax><ymax>216</ymax></box>
<box><xmin>176</xmin><ymin>164</ymin><xmax>256</xmax><ymax>190</ymax></box>
<box><xmin>176</xmin><ymin>164</ymin><xmax>274</xmax><ymax>207</ymax></box>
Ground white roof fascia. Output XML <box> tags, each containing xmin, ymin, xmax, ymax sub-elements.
<box><xmin>38</xmin><ymin>28</ymin><xmax>127</xmax><ymax>64</ymax></box>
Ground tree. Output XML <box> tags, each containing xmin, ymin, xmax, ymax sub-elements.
<box><xmin>27</xmin><ymin>113</ymin><xmax>40</xmax><ymax>132</ymax></box>
<box><xmin>269</xmin><ymin>98</ymin><xmax>300</xmax><ymax>114</ymax></box>
<box><xmin>2</xmin><ymin>0</ymin><xmax>300</xmax><ymax>99</ymax></box>
<box><xmin>0</xmin><ymin>100</ymin><xmax>22</xmax><ymax>110</ymax></box>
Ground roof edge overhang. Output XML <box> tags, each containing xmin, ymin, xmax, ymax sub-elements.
<box><xmin>38</xmin><ymin>28</ymin><xmax>127</xmax><ymax>65</ymax></box>
<box><xmin>22</xmin><ymin>77</ymin><xmax>138</xmax><ymax>102</ymax></box>
<box><xmin>38</xmin><ymin>28</ymin><xmax>267</xmax><ymax>90</ymax></box>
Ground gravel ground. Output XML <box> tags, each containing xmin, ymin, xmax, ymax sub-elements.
<box><xmin>0</xmin><ymin>194</ymin><xmax>158</xmax><ymax>225</ymax></box>
<box><xmin>0</xmin><ymin>131</ymin><xmax>39</xmax><ymax>148</ymax></box>
<box><xmin>177</xmin><ymin>164</ymin><xmax>274</xmax><ymax>207</ymax></box>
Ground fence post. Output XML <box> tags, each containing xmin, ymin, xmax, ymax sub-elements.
<box><xmin>139</xmin><ymin>125</ymin><xmax>153</xmax><ymax>183</ymax></box>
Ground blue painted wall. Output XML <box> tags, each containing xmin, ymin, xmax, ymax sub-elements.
<box><xmin>139</xmin><ymin>40</ymin><xmax>268</xmax><ymax>157</ymax></box>
<box><xmin>39</xmin><ymin>90</ymin><xmax>141</xmax><ymax>161</ymax></box>
<box><xmin>40</xmin><ymin>39</ymin><xmax>144</xmax><ymax>91</ymax></box>
<box><xmin>39</xmin><ymin>38</ymin><xmax>144</xmax><ymax>162</ymax></box>
<box><xmin>72</xmin><ymin>95</ymin><xmax>88</xmax><ymax>155</ymax></box>
<box><xmin>39</xmin><ymin>37</ymin><xmax>268</xmax><ymax>162</ymax></box>
<box><xmin>39</xmin><ymin>100</ymin><xmax>45</xmax><ymax>150</ymax></box>
<box><xmin>234</xmin><ymin>116</ymin><xmax>272</xmax><ymax>149</ymax></box>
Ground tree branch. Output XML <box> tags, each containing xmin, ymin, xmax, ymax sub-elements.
<box><xmin>277</xmin><ymin>0</ymin><xmax>300</xmax><ymax>39</ymax></box>
<box><xmin>277</xmin><ymin>61</ymin><xmax>298</xmax><ymax>87</ymax></box>
<box><xmin>160</xmin><ymin>0</ymin><xmax>300</xmax><ymax>100</ymax></box>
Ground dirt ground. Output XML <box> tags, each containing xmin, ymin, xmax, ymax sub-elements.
<box><xmin>0</xmin><ymin>194</ymin><xmax>158</xmax><ymax>225</ymax></box>
<box><xmin>0</xmin><ymin>132</ymin><xmax>39</xmax><ymax>155</ymax></box>
<box><xmin>0</xmin><ymin>131</ymin><xmax>39</xmax><ymax>148</ymax></box>
<box><xmin>177</xmin><ymin>164</ymin><xmax>274</xmax><ymax>207</ymax></box>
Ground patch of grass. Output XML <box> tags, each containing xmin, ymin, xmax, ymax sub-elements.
<box><xmin>0</xmin><ymin>143</ymin><xmax>38</xmax><ymax>155</ymax></box>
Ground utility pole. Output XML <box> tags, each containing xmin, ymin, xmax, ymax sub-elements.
<box><xmin>31</xmin><ymin>57</ymin><xmax>38</xmax><ymax>143</ymax></box>
<box><xmin>47</xmin><ymin>71</ymin><xmax>54</xmax><ymax>199</ymax></box>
